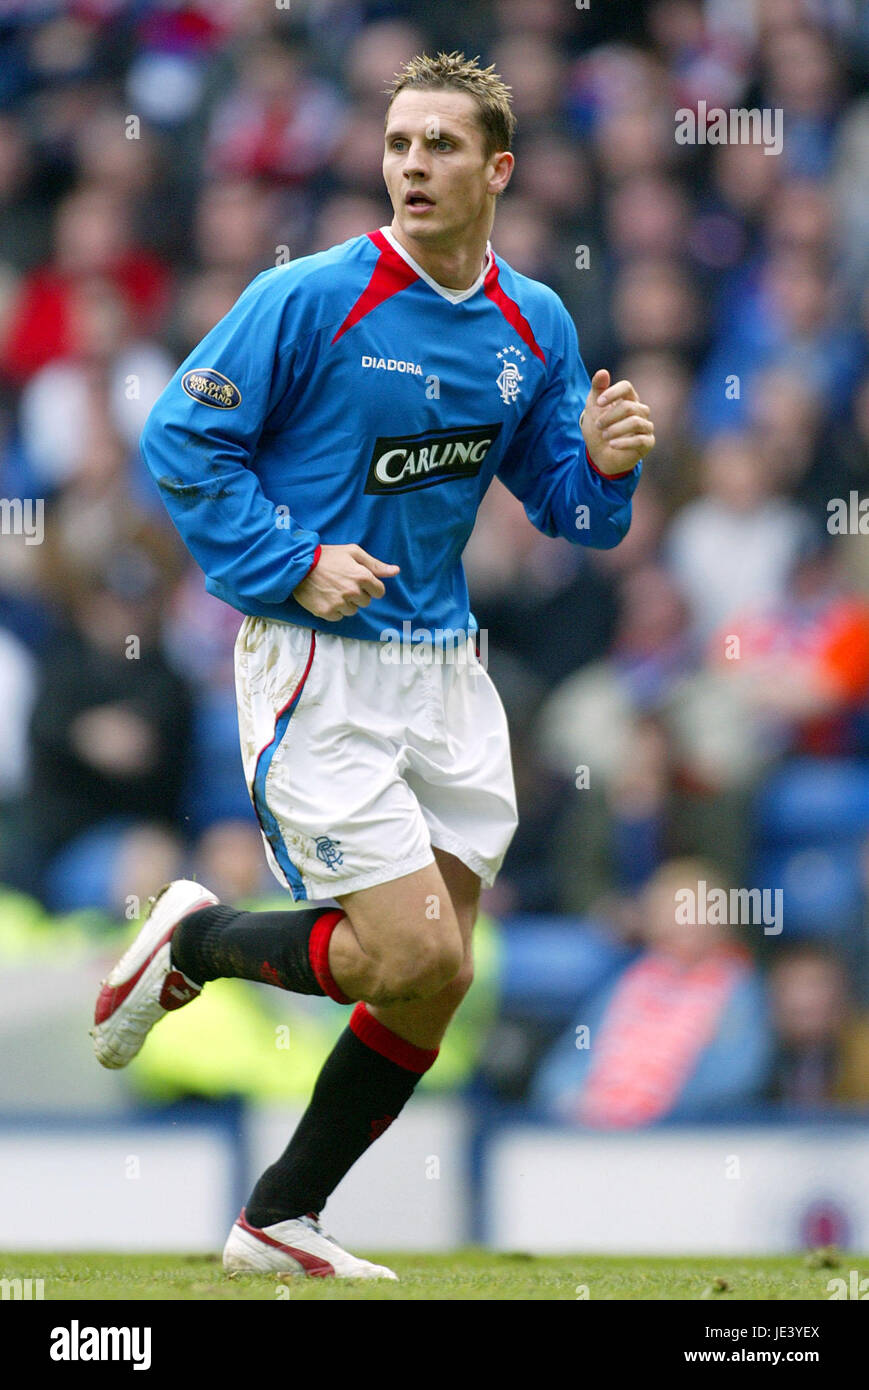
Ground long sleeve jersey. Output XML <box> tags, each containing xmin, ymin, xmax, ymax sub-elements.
<box><xmin>141</xmin><ymin>225</ymin><xmax>641</xmax><ymax>642</ymax></box>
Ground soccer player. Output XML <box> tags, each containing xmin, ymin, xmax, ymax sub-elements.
<box><xmin>92</xmin><ymin>52</ymin><xmax>655</xmax><ymax>1278</ymax></box>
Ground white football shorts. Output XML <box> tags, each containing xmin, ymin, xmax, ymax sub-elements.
<box><xmin>234</xmin><ymin>617</ymin><xmax>518</xmax><ymax>902</ymax></box>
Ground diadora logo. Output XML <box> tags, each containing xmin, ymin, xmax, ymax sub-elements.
<box><xmin>365</xmin><ymin>424</ymin><xmax>502</xmax><ymax>495</ymax></box>
<box><xmin>496</xmin><ymin>345</ymin><xmax>525</xmax><ymax>404</ymax></box>
<box><xmin>362</xmin><ymin>355</ymin><xmax>423</xmax><ymax>376</ymax></box>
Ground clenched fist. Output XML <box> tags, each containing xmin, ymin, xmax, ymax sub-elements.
<box><xmin>293</xmin><ymin>543</ymin><xmax>400</xmax><ymax>622</ymax></box>
<box><xmin>580</xmin><ymin>368</ymin><xmax>655</xmax><ymax>476</ymax></box>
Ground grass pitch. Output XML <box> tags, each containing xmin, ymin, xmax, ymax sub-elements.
<box><xmin>0</xmin><ymin>1250</ymin><xmax>858</xmax><ymax>1300</ymax></box>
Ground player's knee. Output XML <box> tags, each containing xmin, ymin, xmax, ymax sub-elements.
<box><xmin>382</xmin><ymin>928</ymin><xmax>464</xmax><ymax>1001</ymax></box>
<box><xmin>436</xmin><ymin>955</ymin><xmax>474</xmax><ymax>1010</ymax></box>
<box><xmin>423</xmin><ymin>932</ymin><xmax>465</xmax><ymax>996</ymax></box>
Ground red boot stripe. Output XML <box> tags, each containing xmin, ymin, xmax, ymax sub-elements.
<box><xmin>93</xmin><ymin>896</ymin><xmax>212</xmax><ymax>1025</ymax></box>
<box><xmin>237</xmin><ymin>1209</ymin><xmax>335</xmax><ymax>1278</ymax></box>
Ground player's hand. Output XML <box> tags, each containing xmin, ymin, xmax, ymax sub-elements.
<box><xmin>292</xmin><ymin>543</ymin><xmax>400</xmax><ymax>621</ymax></box>
<box><xmin>580</xmin><ymin>368</ymin><xmax>655</xmax><ymax>475</ymax></box>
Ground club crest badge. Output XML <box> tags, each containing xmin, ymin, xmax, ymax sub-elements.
<box><xmin>496</xmin><ymin>345</ymin><xmax>525</xmax><ymax>404</ymax></box>
<box><xmin>314</xmin><ymin>835</ymin><xmax>344</xmax><ymax>871</ymax></box>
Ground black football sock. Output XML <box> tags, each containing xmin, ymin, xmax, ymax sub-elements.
<box><xmin>245</xmin><ymin>1003</ymin><xmax>439</xmax><ymax>1227</ymax></box>
<box><xmin>170</xmin><ymin>904</ymin><xmax>351</xmax><ymax>1001</ymax></box>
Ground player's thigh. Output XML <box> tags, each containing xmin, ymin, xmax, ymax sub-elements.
<box><xmin>336</xmin><ymin>857</ymin><xmax>464</xmax><ymax>984</ymax></box>
<box><xmin>432</xmin><ymin>846</ymin><xmax>481</xmax><ymax>950</ymax></box>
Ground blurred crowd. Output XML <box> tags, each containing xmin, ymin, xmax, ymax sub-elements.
<box><xmin>1</xmin><ymin>0</ymin><xmax>869</xmax><ymax>1120</ymax></box>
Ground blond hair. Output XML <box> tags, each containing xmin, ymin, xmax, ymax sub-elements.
<box><xmin>385</xmin><ymin>51</ymin><xmax>516</xmax><ymax>156</ymax></box>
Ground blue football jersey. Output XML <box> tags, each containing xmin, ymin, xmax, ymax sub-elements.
<box><xmin>140</xmin><ymin>226</ymin><xmax>641</xmax><ymax>642</ymax></box>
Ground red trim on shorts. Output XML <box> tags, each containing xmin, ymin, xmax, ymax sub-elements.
<box><xmin>252</xmin><ymin>631</ymin><xmax>317</xmax><ymax>776</ymax></box>
<box><xmin>585</xmin><ymin>445</ymin><xmax>636</xmax><ymax>481</ymax></box>
<box><xmin>308</xmin><ymin>910</ymin><xmax>352</xmax><ymax>1004</ymax></box>
<box><xmin>349</xmin><ymin>1002</ymin><xmax>439</xmax><ymax>1074</ymax></box>
<box><xmin>250</xmin><ymin>630</ymin><xmax>317</xmax><ymax>901</ymax></box>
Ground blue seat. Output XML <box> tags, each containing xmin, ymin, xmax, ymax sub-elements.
<box><xmin>755</xmin><ymin>759</ymin><xmax>869</xmax><ymax>846</ymax></box>
<box><xmin>753</xmin><ymin>844</ymin><xmax>863</xmax><ymax>937</ymax></box>
<box><xmin>498</xmin><ymin>916</ymin><xmax>632</xmax><ymax>1014</ymax></box>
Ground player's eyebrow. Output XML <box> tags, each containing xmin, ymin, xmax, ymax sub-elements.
<box><xmin>385</xmin><ymin>125</ymin><xmax>464</xmax><ymax>144</ymax></box>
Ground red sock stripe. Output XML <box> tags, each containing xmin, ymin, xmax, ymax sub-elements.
<box><xmin>308</xmin><ymin>910</ymin><xmax>352</xmax><ymax>1004</ymax></box>
<box><xmin>349</xmin><ymin>1002</ymin><xmax>439</xmax><ymax>1074</ymax></box>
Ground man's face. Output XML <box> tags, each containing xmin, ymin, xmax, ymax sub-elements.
<box><xmin>383</xmin><ymin>89</ymin><xmax>504</xmax><ymax>246</ymax></box>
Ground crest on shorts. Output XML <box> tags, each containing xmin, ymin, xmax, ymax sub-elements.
<box><xmin>496</xmin><ymin>345</ymin><xmax>525</xmax><ymax>404</ymax></box>
<box><xmin>315</xmin><ymin>835</ymin><xmax>344</xmax><ymax>871</ymax></box>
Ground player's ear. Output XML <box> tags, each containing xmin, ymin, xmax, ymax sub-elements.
<box><xmin>489</xmin><ymin>150</ymin><xmax>514</xmax><ymax>197</ymax></box>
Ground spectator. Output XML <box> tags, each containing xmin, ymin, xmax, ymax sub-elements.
<box><xmin>768</xmin><ymin>945</ymin><xmax>869</xmax><ymax>1106</ymax></box>
<box><xmin>665</xmin><ymin>431</ymin><xmax>815</xmax><ymax>640</ymax></box>
<box><xmin>464</xmin><ymin>476</ymin><xmax>620</xmax><ymax>689</ymax></box>
<box><xmin>205</xmin><ymin>37</ymin><xmax>346</xmax><ymax>184</ymax></box>
<box><xmin>666</xmin><ymin>541</ymin><xmax>869</xmax><ymax>794</ymax></box>
<box><xmin>18</xmin><ymin>277</ymin><xmax>173</xmax><ymax>492</ymax></box>
<box><xmin>0</xmin><ymin>183</ymin><xmax>170</xmax><ymax>384</ymax></box>
<box><xmin>2</xmin><ymin>537</ymin><xmax>193</xmax><ymax>913</ymax></box>
<box><xmin>533</xmin><ymin>859</ymin><xmax>772</xmax><ymax>1126</ymax></box>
